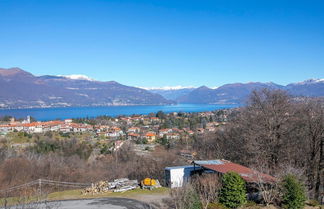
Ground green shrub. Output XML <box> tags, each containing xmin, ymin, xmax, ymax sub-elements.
<box><xmin>32</xmin><ymin>139</ymin><xmax>59</xmax><ymax>153</ymax></box>
<box><xmin>219</xmin><ymin>172</ymin><xmax>247</xmax><ymax>208</ymax></box>
<box><xmin>100</xmin><ymin>143</ymin><xmax>111</xmax><ymax>154</ymax></box>
<box><xmin>32</xmin><ymin>138</ymin><xmax>93</xmax><ymax>160</ymax></box>
<box><xmin>281</xmin><ymin>174</ymin><xmax>306</xmax><ymax>209</ymax></box>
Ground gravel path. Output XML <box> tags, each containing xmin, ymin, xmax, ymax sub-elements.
<box><xmin>54</xmin><ymin>198</ymin><xmax>154</xmax><ymax>209</ymax></box>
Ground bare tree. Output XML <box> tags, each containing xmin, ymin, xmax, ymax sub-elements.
<box><xmin>297</xmin><ymin>100</ymin><xmax>324</xmax><ymax>201</ymax></box>
<box><xmin>170</xmin><ymin>184</ymin><xmax>200</xmax><ymax>209</ymax></box>
<box><xmin>193</xmin><ymin>89</ymin><xmax>324</xmax><ymax>202</ymax></box>
<box><xmin>192</xmin><ymin>174</ymin><xmax>221</xmax><ymax>209</ymax></box>
<box><xmin>251</xmin><ymin>166</ymin><xmax>279</xmax><ymax>205</ymax></box>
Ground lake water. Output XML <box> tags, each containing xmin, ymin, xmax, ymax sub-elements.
<box><xmin>0</xmin><ymin>104</ymin><xmax>238</xmax><ymax>121</ymax></box>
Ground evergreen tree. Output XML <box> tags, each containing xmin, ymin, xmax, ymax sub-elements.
<box><xmin>219</xmin><ymin>172</ymin><xmax>247</xmax><ymax>208</ymax></box>
<box><xmin>281</xmin><ymin>175</ymin><xmax>306</xmax><ymax>209</ymax></box>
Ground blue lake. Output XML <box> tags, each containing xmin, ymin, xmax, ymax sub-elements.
<box><xmin>0</xmin><ymin>104</ymin><xmax>238</xmax><ymax>121</ymax></box>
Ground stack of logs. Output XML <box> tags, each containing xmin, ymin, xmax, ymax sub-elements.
<box><xmin>82</xmin><ymin>178</ymin><xmax>138</xmax><ymax>195</ymax></box>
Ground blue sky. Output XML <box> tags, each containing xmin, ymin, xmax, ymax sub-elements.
<box><xmin>1</xmin><ymin>0</ymin><xmax>323</xmax><ymax>87</ymax></box>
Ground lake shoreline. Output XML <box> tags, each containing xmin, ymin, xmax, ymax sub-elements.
<box><xmin>0</xmin><ymin>104</ymin><xmax>239</xmax><ymax>121</ymax></box>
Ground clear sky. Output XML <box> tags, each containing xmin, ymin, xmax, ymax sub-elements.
<box><xmin>1</xmin><ymin>0</ymin><xmax>323</xmax><ymax>87</ymax></box>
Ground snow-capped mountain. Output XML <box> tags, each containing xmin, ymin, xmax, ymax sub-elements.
<box><xmin>289</xmin><ymin>78</ymin><xmax>324</xmax><ymax>85</ymax></box>
<box><xmin>149</xmin><ymin>79</ymin><xmax>324</xmax><ymax>104</ymax></box>
<box><xmin>58</xmin><ymin>74</ymin><xmax>95</xmax><ymax>81</ymax></box>
<box><xmin>285</xmin><ymin>78</ymin><xmax>324</xmax><ymax>97</ymax></box>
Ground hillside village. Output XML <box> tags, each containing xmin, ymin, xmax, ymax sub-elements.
<box><xmin>0</xmin><ymin>110</ymin><xmax>234</xmax><ymax>154</ymax></box>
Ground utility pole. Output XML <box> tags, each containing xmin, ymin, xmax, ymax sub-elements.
<box><xmin>115</xmin><ymin>149</ymin><xmax>118</xmax><ymax>170</ymax></box>
<box><xmin>38</xmin><ymin>179</ymin><xmax>42</xmax><ymax>202</ymax></box>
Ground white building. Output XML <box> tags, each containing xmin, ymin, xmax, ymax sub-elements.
<box><xmin>164</xmin><ymin>165</ymin><xmax>201</xmax><ymax>188</ymax></box>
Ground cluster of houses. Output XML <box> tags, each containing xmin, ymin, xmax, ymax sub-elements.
<box><xmin>0</xmin><ymin>117</ymin><xmax>93</xmax><ymax>134</ymax></box>
<box><xmin>94</xmin><ymin>125</ymin><xmax>198</xmax><ymax>143</ymax></box>
<box><xmin>95</xmin><ymin>121</ymin><xmax>221</xmax><ymax>144</ymax></box>
<box><xmin>0</xmin><ymin>112</ymin><xmax>224</xmax><ymax>144</ymax></box>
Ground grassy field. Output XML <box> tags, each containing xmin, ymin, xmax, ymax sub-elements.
<box><xmin>47</xmin><ymin>187</ymin><xmax>169</xmax><ymax>201</ymax></box>
<box><xmin>0</xmin><ymin>187</ymin><xmax>170</xmax><ymax>206</ymax></box>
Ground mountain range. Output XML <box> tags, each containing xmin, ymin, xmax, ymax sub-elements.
<box><xmin>146</xmin><ymin>87</ymin><xmax>196</xmax><ymax>101</ymax></box>
<box><xmin>0</xmin><ymin>67</ymin><xmax>323</xmax><ymax>109</ymax></box>
<box><xmin>0</xmin><ymin>68</ymin><xmax>172</xmax><ymax>109</ymax></box>
<box><xmin>148</xmin><ymin>80</ymin><xmax>324</xmax><ymax>104</ymax></box>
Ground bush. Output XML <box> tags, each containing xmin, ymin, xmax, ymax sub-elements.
<box><xmin>281</xmin><ymin>174</ymin><xmax>306</xmax><ymax>209</ymax></box>
<box><xmin>171</xmin><ymin>184</ymin><xmax>202</xmax><ymax>209</ymax></box>
<box><xmin>219</xmin><ymin>172</ymin><xmax>247</xmax><ymax>208</ymax></box>
<box><xmin>32</xmin><ymin>138</ymin><xmax>93</xmax><ymax>160</ymax></box>
<box><xmin>100</xmin><ymin>143</ymin><xmax>112</xmax><ymax>154</ymax></box>
<box><xmin>32</xmin><ymin>139</ymin><xmax>59</xmax><ymax>153</ymax></box>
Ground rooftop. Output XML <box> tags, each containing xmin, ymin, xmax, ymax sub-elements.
<box><xmin>193</xmin><ymin>160</ymin><xmax>276</xmax><ymax>183</ymax></box>
<box><xmin>165</xmin><ymin>165</ymin><xmax>201</xmax><ymax>170</ymax></box>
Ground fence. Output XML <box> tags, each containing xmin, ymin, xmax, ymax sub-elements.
<box><xmin>0</xmin><ymin>179</ymin><xmax>91</xmax><ymax>198</ymax></box>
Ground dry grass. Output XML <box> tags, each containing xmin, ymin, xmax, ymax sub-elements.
<box><xmin>0</xmin><ymin>187</ymin><xmax>170</xmax><ymax>206</ymax></box>
<box><xmin>47</xmin><ymin>187</ymin><xmax>169</xmax><ymax>201</ymax></box>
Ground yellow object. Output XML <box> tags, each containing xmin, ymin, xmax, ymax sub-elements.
<box><xmin>142</xmin><ymin>178</ymin><xmax>156</xmax><ymax>186</ymax></box>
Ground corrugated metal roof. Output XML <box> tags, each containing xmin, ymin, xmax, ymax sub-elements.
<box><xmin>193</xmin><ymin>160</ymin><xmax>225</xmax><ymax>165</ymax></box>
<box><xmin>165</xmin><ymin>165</ymin><xmax>201</xmax><ymax>170</ymax></box>
<box><xmin>193</xmin><ymin>160</ymin><xmax>276</xmax><ymax>183</ymax></box>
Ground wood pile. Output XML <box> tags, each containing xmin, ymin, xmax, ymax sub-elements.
<box><xmin>82</xmin><ymin>180</ymin><xmax>109</xmax><ymax>195</ymax></box>
<box><xmin>82</xmin><ymin>178</ymin><xmax>138</xmax><ymax>195</ymax></box>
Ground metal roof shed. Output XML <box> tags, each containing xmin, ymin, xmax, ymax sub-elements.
<box><xmin>192</xmin><ymin>160</ymin><xmax>276</xmax><ymax>184</ymax></box>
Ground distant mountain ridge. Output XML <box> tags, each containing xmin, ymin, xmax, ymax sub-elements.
<box><xmin>149</xmin><ymin>80</ymin><xmax>324</xmax><ymax>104</ymax></box>
<box><xmin>148</xmin><ymin>88</ymin><xmax>196</xmax><ymax>101</ymax></box>
<box><xmin>0</xmin><ymin>67</ymin><xmax>323</xmax><ymax>108</ymax></box>
<box><xmin>0</xmin><ymin>68</ymin><xmax>172</xmax><ymax>109</ymax></box>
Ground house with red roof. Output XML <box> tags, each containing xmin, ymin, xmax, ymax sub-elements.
<box><xmin>150</xmin><ymin>117</ymin><xmax>160</xmax><ymax>122</ymax></box>
<box><xmin>144</xmin><ymin>131</ymin><xmax>156</xmax><ymax>143</ymax></box>
<box><xmin>127</xmin><ymin>132</ymin><xmax>140</xmax><ymax>140</ymax></box>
